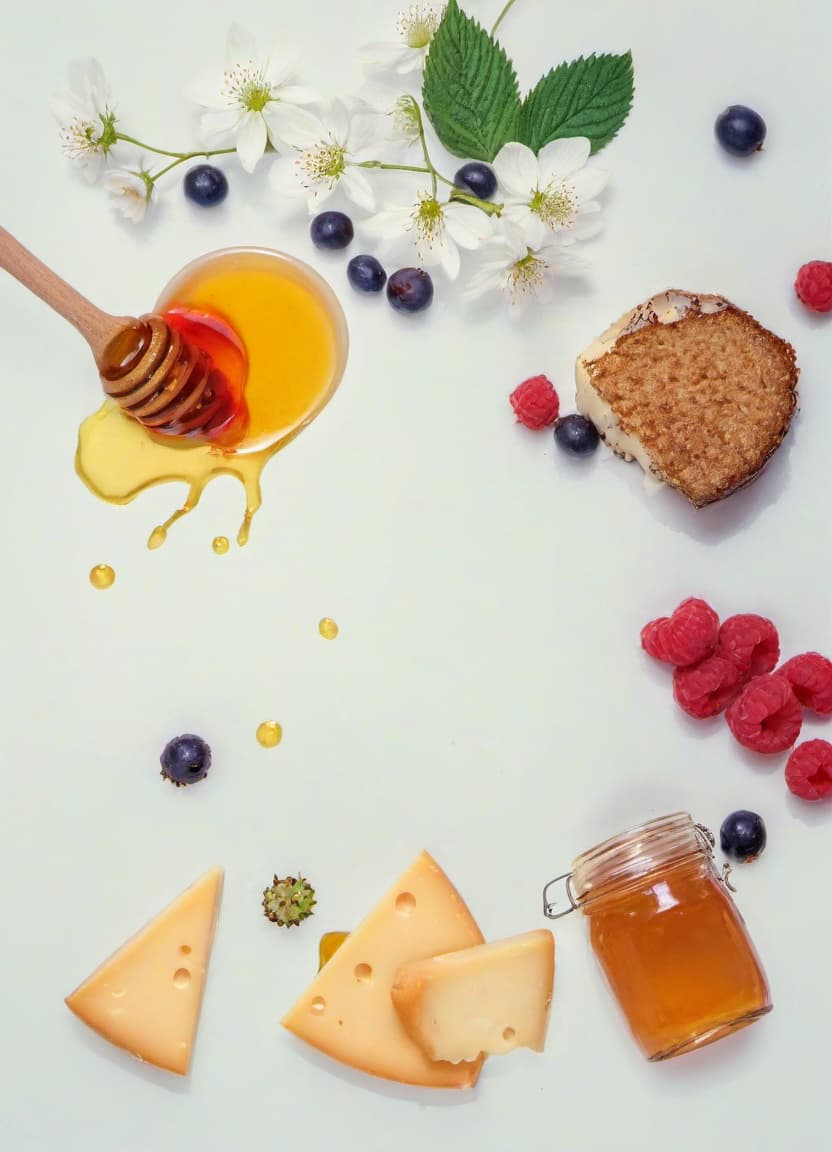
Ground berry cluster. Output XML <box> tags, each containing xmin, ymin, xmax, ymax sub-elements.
<box><xmin>641</xmin><ymin>598</ymin><xmax>832</xmax><ymax>801</ymax></box>
<box><xmin>508</xmin><ymin>375</ymin><xmax>600</xmax><ymax>455</ymax></box>
<box><xmin>310</xmin><ymin>209</ymin><xmax>433</xmax><ymax>315</ymax></box>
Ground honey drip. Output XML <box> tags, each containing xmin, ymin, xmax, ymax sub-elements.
<box><xmin>212</xmin><ymin>536</ymin><xmax>230</xmax><ymax>555</ymax></box>
<box><xmin>318</xmin><ymin>932</ymin><xmax>349</xmax><ymax>971</ymax></box>
<box><xmin>75</xmin><ymin>249</ymin><xmax>348</xmax><ymax>548</ymax></box>
<box><xmin>89</xmin><ymin>563</ymin><xmax>115</xmax><ymax>589</ymax></box>
<box><xmin>256</xmin><ymin>721</ymin><xmax>283</xmax><ymax>748</ymax></box>
<box><xmin>318</xmin><ymin>617</ymin><xmax>339</xmax><ymax>640</ymax></box>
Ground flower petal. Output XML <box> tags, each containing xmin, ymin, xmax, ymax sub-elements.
<box><xmin>227</xmin><ymin>23</ymin><xmax>257</xmax><ymax>65</ymax></box>
<box><xmin>493</xmin><ymin>142</ymin><xmax>539</xmax><ymax>198</ymax></box>
<box><xmin>438</xmin><ymin>237</ymin><xmax>461</xmax><ymax>279</ymax></box>
<box><xmin>569</xmin><ymin>166</ymin><xmax>609</xmax><ymax>202</ymax></box>
<box><xmin>235</xmin><ymin>110</ymin><xmax>267</xmax><ymax>172</ymax></box>
<box><xmin>360</xmin><ymin>42</ymin><xmax>410</xmax><ymax>72</ymax></box>
<box><xmin>270</xmin><ymin>157</ymin><xmax>305</xmax><ymax>197</ymax></box>
<box><xmin>199</xmin><ymin>108</ymin><xmax>240</xmax><ymax>145</ymax></box>
<box><xmin>538</xmin><ymin>136</ymin><xmax>591</xmax><ymax>180</ymax></box>
<box><xmin>188</xmin><ymin>71</ymin><xmax>226</xmax><ymax>109</ymax></box>
<box><xmin>263</xmin><ymin>102</ymin><xmax>322</xmax><ymax>149</ymax></box>
<box><xmin>444</xmin><ymin>204</ymin><xmax>494</xmax><ymax>249</ymax></box>
<box><xmin>363</xmin><ymin>206</ymin><xmax>413</xmax><ymax>239</ymax></box>
<box><xmin>341</xmin><ymin>167</ymin><xmax>376</xmax><ymax>211</ymax></box>
<box><xmin>278</xmin><ymin>85</ymin><xmax>321</xmax><ymax>107</ymax></box>
<box><xmin>502</xmin><ymin>204</ymin><xmax>545</xmax><ymax>249</ymax></box>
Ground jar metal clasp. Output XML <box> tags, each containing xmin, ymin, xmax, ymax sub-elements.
<box><xmin>542</xmin><ymin>872</ymin><xmax>579</xmax><ymax>919</ymax></box>
<box><xmin>695</xmin><ymin>822</ymin><xmax>737</xmax><ymax>892</ymax></box>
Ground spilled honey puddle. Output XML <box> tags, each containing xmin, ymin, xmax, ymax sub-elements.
<box><xmin>75</xmin><ymin>248</ymin><xmax>348</xmax><ymax>549</ymax></box>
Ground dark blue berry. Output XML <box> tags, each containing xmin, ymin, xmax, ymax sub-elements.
<box><xmin>720</xmin><ymin>810</ymin><xmax>767</xmax><ymax>862</ymax></box>
<box><xmin>454</xmin><ymin>162</ymin><xmax>497</xmax><ymax>201</ymax></box>
<box><xmin>310</xmin><ymin>211</ymin><xmax>354</xmax><ymax>250</ymax></box>
<box><xmin>387</xmin><ymin>268</ymin><xmax>434</xmax><ymax>314</ymax></box>
<box><xmin>554</xmin><ymin>414</ymin><xmax>600</xmax><ymax>456</ymax></box>
<box><xmin>714</xmin><ymin>105</ymin><xmax>766</xmax><ymax>157</ymax></box>
<box><xmin>160</xmin><ymin>734</ymin><xmax>212</xmax><ymax>787</ymax></box>
<box><xmin>183</xmin><ymin>164</ymin><xmax>228</xmax><ymax>207</ymax></box>
<box><xmin>347</xmin><ymin>254</ymin><xmax>387</xmax><ymax>294</ymax></box>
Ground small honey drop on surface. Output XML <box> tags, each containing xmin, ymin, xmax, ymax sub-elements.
<box><xmin>212</xmin><ymin>536</ymin><xmax>230</xmax><ymax>555</ymax></box>
<box><xmin>319</xmin><ymin>617</ymin><xmax>339</xmax><ymax>640</ymax></box>
<box><xmin>89</xmin><ymin>564</ymin><xmax>115</xmax><ymax>589</ymax></box>
<box><xmin>256</xmin><ymin>721</ymin><xmax>283</xmax><ymax>748</ymax></box>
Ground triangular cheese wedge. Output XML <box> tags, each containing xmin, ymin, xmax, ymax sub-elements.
<box><xmin>65</xmin><ymin>868</ymin><xmax>223</xmax><ymax>1075</ymax></box>
<box><xmin>391</xmin><ymin>929</ymin><xmax>555</xmax><ymax>1063</ymax></box>
<box><xmin>282</xmin><ymin>851</ymin><xmax>484</xmax><ymax>1088</ymax></box>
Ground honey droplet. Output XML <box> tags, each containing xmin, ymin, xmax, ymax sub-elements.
<box><xmin>319</xmin><ymin>617</ymin><xmax>339</xmax><ymax>640</ymax></box>
<box><xmin>89</xmin><ymin>564</ymin><xmax>116</xmax><ymax>590</ymax></box>
<box><xmin>256</xmin><ymin>721</ymin><xmax>283</xmax><ymax>748</ymax></box>
<box><xmin>212</xmin><ymin>536</ymin><xmax>230</xmax><ymax>555</ymax></box>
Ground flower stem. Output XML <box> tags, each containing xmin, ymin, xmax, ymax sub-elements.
<box><xmin>411</xmin><ymin>102</ymin><xmax>438</xmax><ymax>197</ymax></box>
<box><xmin>449</xmin><ymin>190</ymin><xmax>503</xmax><ymax>217</ymax></box>
<box><xmin>151</xmin><ymin>156</ymin><xmax>190</xmax><ymax>181</ymax></box>
<box><xmin>357</xmin><ymin>161</ymin><xmax>433</xmax><ymax>176</ymax></box>
<box><xmin>116</xmin><ymin>132</ymin><xmax>235</xmax><ymax>162</ymax></box>
<box><xmin>491</xmin><ymin>0</ymin><xmax>520</xmax><ymax>37</ymax></box>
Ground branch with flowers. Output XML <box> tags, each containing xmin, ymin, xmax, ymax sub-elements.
<box><xmin>52</xmin><ymin>1</ymin><xmax>634</xmax><ymax>309</ymax></box>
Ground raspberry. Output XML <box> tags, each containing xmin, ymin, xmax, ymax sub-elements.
<box><xmin>716</xmin><ymin>614</ymin><xmax>779</xmax><ymax>678</ymax></box>
<box><xmin>785</xmin><ymin>740</ymin><xmax>832</xmax><ymax>801</ymax></box>
<box><xmin>726</xmin><ymin>675</ymin><xmax>803</xmax><ymax>753</ymax></box>
<box><xmin>644</xmin><ymin>598</ymin><xmax>719</xmax><ymax>668</ymax></box>
<box><xmin>509</xmin><ymin>375</ymin><xmax>560</xmax><ymax>430</ymax></box>
<box><xmin>795</xmin><ymin>260</ymin><xmax>832</xmax><ymax>314</ymax></box>
<box><xmin>673</xmin><ymin>656</ymin><xmax>743</xmax><ymax>718</ymax></box>
<box><xmin>641</xmin><ymin>617</ymin><xmax>671</xmax><ymax>662</ymax></box>
<box><xmin>775</xmin><ymin>652</ymin><xmax>832</xmax><ymax>715</ymax></box>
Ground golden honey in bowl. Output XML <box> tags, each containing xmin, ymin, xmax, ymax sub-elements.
<box><xmin>75</xmin><ymin>248</ymin><xmax>348</xmax><ymax>548</ymax></box>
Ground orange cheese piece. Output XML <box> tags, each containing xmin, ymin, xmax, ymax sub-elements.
<box><xmin>282</xmin><ymin>851</ymin><xmax>484</xmax><ymax>1088</ymax></box>
<box><xmin>65</xmin><ymin>868</ymin><xmax>223</xmax><ymax>1075</ymax></box>
<box><xmin>391</xmin><ymin>929</ymin><xmax>555</xmax><ymax>1063</ymax></box>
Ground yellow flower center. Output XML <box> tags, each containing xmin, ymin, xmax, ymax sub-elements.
<box><xmin>298</xmin><ymin>143</ymin><xmax>347</xmax><ymax>185</ymax></box>
<box><xmin>410</xmin><ymin>193</ymin><xmax>445</xmax><ymax>246</ymax></box>
<box><xmin>508</xmin><ymin>249</ymin><xmax>548</xmax><ymax>296</ymax></box>
<box><xmin>222</xmin><ymin>63</ymin><xmax>272</xmax><ymax>112</ymax></box>
<box><xmin>397</xmin><ymin>4</ymin><xmax>442</xmax><ymax>49</ymax></box>
<box><xmin>529</xmin><ymin>182</ymin><xmax>575</xmax><ymax>230</ymax></box>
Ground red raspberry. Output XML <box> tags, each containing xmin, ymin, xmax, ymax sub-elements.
<box><xmin>775</xmin><ymin>653</ymin><xmax>832</xmax><ymax>715</ymax></box>
<box><xmin>716</xmin><ymin>614</ymin><xmax>779</xmax><ymax>678</ymax></box>
<box><xmin>726</xmin><ymin>675</ymin><xmax>803</xmax><ymax>753</ymax></box>
<box><xmin>795</xmin><ymin>260</ymin><xmax>832</xmax><ymax>314</ymax></box>
<box><xmin>640</xmin><ymin>617</ymin><xmax>671</xmax><ymax>661</ymax></box>
<box><xmin>785</xmin><ymin>740</ymin><xmax>832</xmax><ymax>801</ymax></box>
<box><xmin>509</xmin><ymin>375</ymin><xmax>560</xmax><ymax>430</ymax></box>
<box><xmin>673</xmin><ymin>656</ymin><xmax>743</xmax><ymax>718</ymax></box>
<box><xmin>648</xmin><ymin>598</ymin><xmax>719</xmax><ymax>667</ymax></box>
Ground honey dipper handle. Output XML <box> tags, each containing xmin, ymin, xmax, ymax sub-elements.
<box><xmin>0</xmin><ymin>224</ymin><xmax>128</xmax><ymax>365</ymax></box>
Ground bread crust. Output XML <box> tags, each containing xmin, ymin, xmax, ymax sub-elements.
<box><xmin>577</xmin><ymin>290</ymin><xmax>799</xmax><ymax>507</ymax></box>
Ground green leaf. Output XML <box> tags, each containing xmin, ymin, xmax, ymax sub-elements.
<box><xmin>519</xmin><ymin>52</ymin><xmax>634</xmax><ymax>155</ymax></box>
<box><xmin>422</xmin><ymin>0</ymin><xmax>521</xmax><ymax>162</ymax></box>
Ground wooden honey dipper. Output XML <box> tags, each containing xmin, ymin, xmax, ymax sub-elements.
<box><xmin>0</xmin><ymin>224</ymin><xmax>245</xmax><ymax>442</ymax></box>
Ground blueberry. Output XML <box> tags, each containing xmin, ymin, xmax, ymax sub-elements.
<box><xmin>454</xmin><ymin>161</ymin><xmax>497</xmax><ymax>201</ymax></box>
<box><xmin>160</xmin><ymin>734</ymin><xmax>212</xmax><ymax>787</ymax></box>
<box><xmin>720</xmin><ymin>810</ymin><xmax>767</xmax><ymax>862</ymax></box>
<box><xmin>183</xmin><ymin>164</ymin><xmax>228</xmax><ymax>207</ymax></box>
<box><xmin>715</xmin><ymin>105</ymin><xmax>766</xmax><ymax>157</ymax></box>
<box><xmin>554</xmin><ymin>413</ymin><xmax>600</xmax><ymax>456</ymax></box>
<box><xmin>387</xmin><ymin>268</ymin><xmax>434</xmax><ymax>314</ymax></box>
<box><xmin>310</xmin><ymin>211</ymin><xmax>354</xmax><ymax>251</ymax></box>
<box><xmin>347</xmin><ymin>254</ymin><xmax>387</xmax><ymax>294</ymax></box>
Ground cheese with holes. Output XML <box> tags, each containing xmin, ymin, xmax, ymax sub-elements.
<box><xmin>391</xmin><ymin>930</ymin><xmax>555</xmax><ymax>1063</ymax></box>
<box><xmin>65</xmin><ymin>868</ymin><xmax>223</xmax><ymax>1075</ymax></box>
<box><xmin>282</xmin><ymin>851</ymin><xmax>484</xmax><ymax>1087</ymax></box>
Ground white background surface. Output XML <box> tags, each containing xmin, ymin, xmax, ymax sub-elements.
<box><xmin>1</xmin><ymin>1</ymin><xmax>830</xmax><ymax>1149</ymax></box>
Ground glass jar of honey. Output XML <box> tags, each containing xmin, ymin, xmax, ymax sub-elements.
<box><xmin>544</xmin><ymin>813</ymin><xmax>772</xmax><ymax>1060</ymax></box>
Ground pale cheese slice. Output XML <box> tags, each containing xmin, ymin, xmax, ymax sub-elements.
<box><xmin>65</xmin><ymin>867</ymin><xmax>223</xmax><ymax>1075</ymax></box>
<box><xmin>282</xmin><ymin>851</ymin><xmax>484</xmax><ymax>1088</ymax></box>
<box><xmin>391</xmin><ymin>929</ymin><xmax>555</xmax><ymax>1063</ymax></box>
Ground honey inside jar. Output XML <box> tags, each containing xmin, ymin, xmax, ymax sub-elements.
<box><xmin>570</xmin><ymin>813</ymin><xmax>771</xmax><ymax>1060</ymax></box>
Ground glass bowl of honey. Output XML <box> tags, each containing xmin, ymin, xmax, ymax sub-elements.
<box><xmin>154</xmin><ymin>246</ymin><xmax>349</xmax><ymax>454</ymax></box>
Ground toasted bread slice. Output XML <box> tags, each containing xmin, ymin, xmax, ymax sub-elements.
<box><xmin>575</xmin><ymin>290</ymin><xmax>798</xmax><ymax>506</ymax></box>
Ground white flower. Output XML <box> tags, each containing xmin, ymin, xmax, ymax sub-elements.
<box><xmin>103</xmin><ymin>168</ymin><xmax>151</xmax><ymax>223</ymax></box>
<box><xmin>362</xmin><ymin>3</ymin><xmax>445</xmax><ymax>76</ymax></box>
<box><xmin>364</xmin><ymin>187</ymin><xmax>493</xmax><ymax>279</ymax></box>
<box><xmin>190</xmin><ymin>24</ymin><xmax>321</xmax><ymax>173</ymax></box>
<box><xmin>493</xmin><ymin>138</ymin><xmax>608</xmax><ymax>248</ymax></box>
<box><xmin>271</xmin><ymin>99</ymin><xmax>379</xmax><ymax>212</ymax></box>
<box><xmin>51</xmin><ymin>58</ymin><xmax>117</xmax><ymax>183</ymax></box>
<box><xmin>464</xmin><ymin>222</ymin><xmax>589</xmax><ymax>309</ymax></box>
